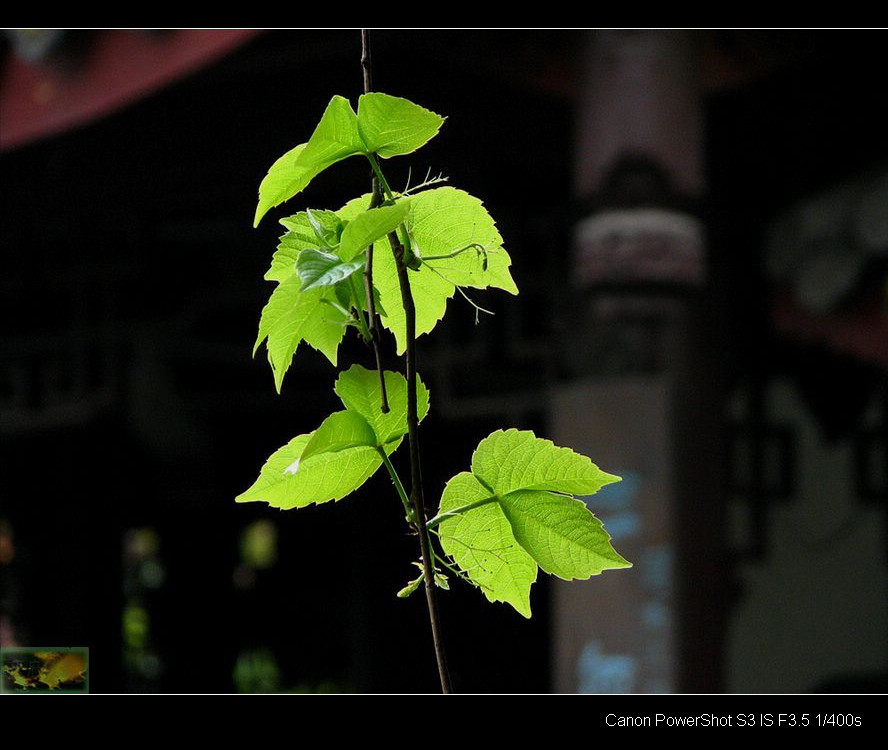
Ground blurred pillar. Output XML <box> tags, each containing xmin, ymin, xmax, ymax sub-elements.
<box><xmin>551</xmin><ymin>30</ymin><xmax>727</xmax><ymax>692</ymax></box>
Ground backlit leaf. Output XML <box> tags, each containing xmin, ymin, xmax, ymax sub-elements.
<box><xmin>296</xmin><ymin>248</ymin><xmax>365</xmax><ymax>291</ymax></box>
<box><xmin>254</xmin><ymin>143</ymin><xmax>306</xmax><ymax>228</ymax></box>
<box><xmin>254</xmin><ymin>275</ymin><xmax>349</xmax><ymax>392</ymax></box>
<box><xmin>265</xmin><ymin>214</ymin><xmax>317</xmax><ymax>282</ymax></box>
<box><xmin>336</xmin><ymin>192</ymin><xmax>374</xmax><ymax>223</ymax></box>
<box><xmin>236</xmin><ymin>367</ymin><xmax>423</xmax><ymax>510</ymax></box>
<box><xmin>236</xmin><ymin>433</ymin><xmax>382</xmax><ymax>509</ymax></box>
<box><xmin>333</xmin><ymin>365</ymin><xmax>428</xmax><ymax>445</ymax></box>
<box><xmin>438</xmin><ymin>472</ymin><xmax>536</xmax><ymax>617</ymax></box>
<box><xmin>300</xmin><ymin>410</ymin><xmax>377</xmax><ymax>463</ymax></box>
<box><xmin>305</xmin><ymin>209</ymin><xmax>343</xmax><ymax>249</ymax></box>
<box><xmin>254</xmin><ymin>96</ymin><xmax>364</xmax><ymax>226</ymax></box>
<box><xmin>357</xmin><ymin>93</ymin><xmax>445</xmax><ymax>158</ymax></box>
<box><xmin>436</xmin><ymin>429</ymin><xmax>628</xmax><ymax>617</ymax></box>
<box><xmin>338</xmin><ymin>200</ymin><xmax>410</xmax><ymax>261</ymax></box>
<box><xmin>472</xmin><ymin>428</ymin><xmax>620</xmax><ymax>497</ymax></box>
<box><xmin>499</xmin><ymin>491</ymin><xmax>631</xmax><ymax>580</ymax></box>
<box><xmin>373</xmin><ymin>187</ymin><xmax>518</xmax><ymax>353</ymax></box>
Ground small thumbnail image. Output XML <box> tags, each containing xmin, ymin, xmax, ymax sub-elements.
<box><xmin>1</xmin><ymin>647</ymin><xmax>89</xmax><ymax>693</ymax></box>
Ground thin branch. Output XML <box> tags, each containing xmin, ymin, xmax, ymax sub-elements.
<box><xmin>362</xmin><ymin>28</ymin><xmax>451</xmax><ymax>694</ymax></box>
<box><xmin>361</xmin><ymin>30</ymin><xmax>389</xmax><ymax>413</ymax></box>
<box><xmin>364</xmin><ymin>187</ymin><xmax>389</xmax><ymax>413</ymax></box>
<box><xmin>388</xmin><ymin>228</ymin><xmax>452</xmax><ymax>694</ymax></box>
<box><xmin>368</xmin><ymin>153</ymin><xmax>417</xmax><ymax>267</ymax></box>
<box><xmin>361</xmin><ymin>29</ymin><xmax>373</xmax><ymax>94</ymax></box>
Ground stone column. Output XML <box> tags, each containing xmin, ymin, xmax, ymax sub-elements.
<box><xmin>551</xmin><ymin>29</ymin><xmax>725</xmax><ymax>693</ymax></box>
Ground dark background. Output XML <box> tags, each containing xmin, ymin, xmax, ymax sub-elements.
<box><xmin>1</xmin><ymin>29</ymin><xmax>885</xmax><ymax>693</ymax></box>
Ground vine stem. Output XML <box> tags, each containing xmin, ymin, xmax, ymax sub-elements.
<box><xmin>363</xmin><ymin>186</ymin><xmax>388</xmax><ymax>413</ymax></box>
<box><xmin>392</xmin><ymin>232</ymin><xmax>453</xmax><ymax>694</ymax></box>
<box><xmin>361</xmin><ymin>28</ymin><xmax>373</xmax><ymax>93</ymax></box>
<box><xmin>378</xmin><ymin>448</ymin><xmax>412</xmax><ymax>520</ymax></box>
<box><xmin>361</xmin><ymin>29</ymin><xmax>452</xmax><ymax>694</ymax></box>
<box><xmin>361</xmin><ymin>30</ymin><xmax>389</xmax><ymax>414</ymax></box>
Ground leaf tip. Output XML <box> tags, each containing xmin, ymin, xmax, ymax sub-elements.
<box><xmin>251</xmin><ymin>337</ymin><xmax>264</xmax><ymax>359</ymax></box>
<box><xmin>514</xmin><ymin>600</ymin><xmax>532</xmax><ymax>619</ymax></box>
<box><xmin>600</xmin><ymin>470</ymin><xmax>622</xmax><ymax>488</ymax></box>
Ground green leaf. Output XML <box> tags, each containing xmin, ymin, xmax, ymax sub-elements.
<box><xmin>280</xmin><ymin>213</ymin><xmax>318</xmax><ymax>235</ymax></box>
<box><xmin>265</xmin><ymin>214</ymin><xmax>318</xmax><ymax>282</ymax></box>
<box><xmin>410</xmin><ymin>187</ymin><xmax>517</xmax><ymax>293</ymax></box>
<box><xmin>397</xmin><ymin>574</ymin><xmax>424</xmax><ymax>599</ymax></box>
<box><xmin>336</xmin><ymin>192</ymin><xmax>374</xmax><ymax>223</ymax></box>
<box><xmin>300</xmin><ymin>410</ymin><xmax>377</xmax><ymax>463</ymax></box>
<box><xmin>254</xmin><ymin>96</ymin><xmax>364</xmax><ymax>226</ymax></box>
<box><xmin>296</xmin><ymin>248</ymin><xmax>365</xmax><ymax>291</ymax></box>
<box><xmin>373</xmin><ymin>187</ymin><xmax>518</xmax><ymax>353</ymax></box>
<box><xmin>333</xmin><ymin>365</ymin><xmax>429</xmax><ymax>445</ymax></box>
<box><xmin>499</xmin><ymin>491</ymin><xmax>631</xmax><ymax>580</ymax></box>
<box><xmin>438</xmin><ymin>472</ymin><xmax>536</xmax><ymax>617</ymax></box>
<box><xmin>333</xmin><ymin>282</ymin><xmax>353</xmax><ymax>312</ymax></box>
<box><xmin>305</xmin><ymin>209</ymin><xmax>343</xmax><ymax>249</ymax></box>
<box><xmin>472</xmin><ymin>428</ymin><xmax>621</xmax><ymax>497</ymax></box>
<box><xmin>236</xmin><ymin>367</ymin><xmax>424</xmax><ymax>510</ymax></box>
<box><xmin>369</xmin><ymin>285</ymin><xmax>387</xmax><ymax>317</ymax></box>
<box><xmin>338</xmin><ymin>201</ymin><xmax>411</xmax><ymax>261</ymax></box>
<box><xmin>373</xmin><ymin>247</ymin><xmax>452</xmax><ymax>355</ymax></box>
<box><xmin>254</xmin><ymin>143</ymin><xmax>306</xmax><ymax>228</ymax></box>
<box><xmin>436</xmin><ymin>429</ymin><xmax>628</xmax><ymax>617</ymax></box>
<box><xmin>254</xmin><ymin>276</ymin><xmax>349</xmax><ymax>392</ymax></box>
<box><xmin>357</xmin><ymin>93</ymin><xmax>445</xmax><ymax>158</ymax></box>
<box><xmin>235</xmin><ymin>433</ymin><xmax>382</xmax><ymax>510</ymax></box>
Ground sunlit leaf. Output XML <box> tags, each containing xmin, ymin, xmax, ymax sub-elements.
<box><xmin>236</xmin><ymin>434</ymin><xmax>382</xmax><ymax>509</ymax></box>
<box><xmin>254</xmin><ymin>143</ymin><xmax>306</xmax><ymax>228</ymax></box>
<box><xmin>472</xmin><ymin>428</ymin><xmax>620</xmax><ymax>497</ymax></box>
<box><xmin>500</xmin><ymin>491</ymin><xmax>630</xmax><ymax>580</ymax></box>
<box><xmin>300</xmin><ymin>410</ymin><xmax>377</xmax><ymax>463</ymax></box>
<box><xmin>338</xmin><ymin>200</ymin><xmax>410</xmax><ymax>261</ymax></box>
<box><xmin>438</xmin><ymin>472</ymin><xmax>536</xmax><ymax>617</ymax></box>
<box><xmin>236</xmin><ymin>367</ymin><xmax>423</xmax><ymax>509</ymax></box>
<box><xmin>436</xmin><ymin>429</ymin><xmax>628</xmax><ymax>617</ymax></box>
<box><xmin>254</xmin><ymin>276</ymin><xmax>349</xmax><ymax>392</ymax></box>
<box><xmin>265</xmin><ymin>213</ymin><xmax>317</xmax><ymax>282</ymax></box>
<box><xmin>373</xmin><ymin>187</ymin><xmax>518</xmax><ymax>353</ymax></box>
<box><xmin>305</xmin><ymin>209</ymin><xmax>343</xmax><ymax>249</ymax></box>
<box><xmin>333</xmin><ymin>364</ymin><xmax>428</xmax><ymax>445</ymax></box>
<box><xmin>297</xmin><ymin>248</ymin><xmax>365</xmax><ymax>291</ymax></box>
<box><xmin>254</xmin><ymin>96</ymin><xmax>364</xmax><ymax>226</ymax></box>
<box><xmin>357</xmin><ymin>93</ymin><xmax>445</xmax><ymax>158</ymax></box>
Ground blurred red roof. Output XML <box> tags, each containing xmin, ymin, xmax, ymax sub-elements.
<box><xmin>1</xmin><ymin>29</ymin><xmax>262</xmax><ymax>151</ymax></box>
